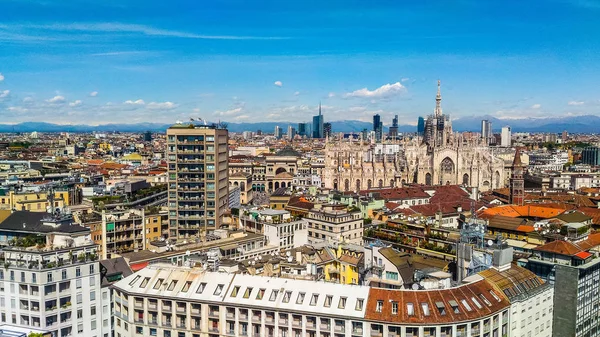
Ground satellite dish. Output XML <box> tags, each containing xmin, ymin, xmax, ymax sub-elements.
<box><xmin>487</xmin><ymin>240</ymin><xmax>494</xmax><ymax>246</ymax></box>
<box><xmin>287</xmin><ymin>256</ymin><xmax>293</xmax><ymax>263</ymax></box>
<box><xmin>286</xmin><ymin>251</ymin><xmax>291</xmax><ymax>257</ymax></box>
<box><xmin>411</xmin><ymin>283</ymin><xmax>419</xmax><ymax>290</ymax></box>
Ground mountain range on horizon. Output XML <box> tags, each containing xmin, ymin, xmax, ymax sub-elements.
<box><xmin>1</xmin><ymin>115</ymin><xmax>598</xmax><ymax>134</ymax></box>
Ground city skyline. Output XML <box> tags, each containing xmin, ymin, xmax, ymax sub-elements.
<box><xmin>1</xmin><ymin>1</ymin><xmax>600</xmax><ymax>125</ymax></box>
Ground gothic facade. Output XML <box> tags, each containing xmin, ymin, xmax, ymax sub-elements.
<box><xmin>324</xmin><ymin>81</ymin><xmax>506</xmax><ymax>192</ymax></box>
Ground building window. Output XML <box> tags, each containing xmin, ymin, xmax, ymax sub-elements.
<box><xmin>283</xmin><ymin>291</ymin><xmax>292</xmax><ymax>303</ymax></box>
<box><xmin>376</xmin><ymin>300</ymin><xmax>383</xmax><ymax>312</ymax></box>
<box><xmin>90</xmin><ymin>291</ymin><xmax>96</xmax><ymax>301</ymax></box>
<box><xmin>324</xmin><ymin>295</ymin><xmax>332</xmax><ymax>307</ymax></box>
<box><xmin>296</xmin><ymin>292</ymin><xmax>305</xmax><ymax>305</ymax></box>
<box><xmin>90</xmin><ymin>264</ymin><xmax>95</xmax><ymax>274</ymax></box>
<box><xmin>310</xmin><ymin>294</ymin><xmax>319</xmax><ymax>306</ymax></box>
<box><xmin>355</xmin><ymin>299</ymin><xmax>364</xmax><ymax>311</ymax></box>
<box><xmin>338</xmin><ymin>297</ymin><xmax>347</xmax><ymax>309</ymax></box>
<box><xmin>76</xmin><ymin>267</ymin><xmax>81</xmax><ymax>277</ymax></box>
<box><xmin>392</xmin><ymin>302</ymin><xmax>398</xmax><ymax>315</ymax></box>
<box><xmin>77</xmin><ymin>294</ymin><xmax>83</xmax><ymax>304</ymax></box>
<box><xmin>407</xmin><ymin>303</ymin><xmax>414</xmax><ymax>316</ymax></box>
<box><xmin>269</xmin><ymin>290</ymin><xmax>279</xmax><ymax>301</ymax></box>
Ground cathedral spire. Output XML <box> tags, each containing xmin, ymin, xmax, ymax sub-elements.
<box><xmin>435</xmin><ymin>80</ymin><xmax>442</xmax><ymax>117</ymax></box>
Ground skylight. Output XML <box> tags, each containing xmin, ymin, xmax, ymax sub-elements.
<box><xmin>269</xmin><ymin>290</ymin><xmax>279</xmax><ymax>301</ymax></box>
<box><xmin>214</xmin><ymin>284</ymin><xmax>223</xmax><ymax>296</ymax></box>
<box><xmin>243</xmin><ymin>287</ymin><xmax>253</xmax><ymax>299</ymax></box>
<box><xmin>139</xmin><ymin>277</ymin><xmax>150</xmax><ymax>288</ymax></box>
<box><xmin>129</xmin><ymin>275</ymin><xmax>140</xmax><ymax>286</ymax></box>
<box><xmin>421</xmin><ymin>303</ymin><xmax>430</xmax><ymax>316</ymax></box>
<box><xmin>338</xmin><ymin>297</ymin><xmax>347</xmax><ymax>309</ymax></box>
<box><xmin>471</xmin><ymin>297</ymin><xmax>483</xmax><ymax>309</ymax></box>
<box><xmin>324</xmin><ymin>295</ymin><xmax>333</xmax><ymax>307</ymax></box>
<box><xmin>283</xmin><ymin>291</ymin><xmax>292</xmax><ymax>303</ymax></box>
<box><xmin>407</xmin><ymin>303</ymin><xmax>414</xmax><ymax>316</ymax></box>
<box><xmin>196</xmin><ymin>282</ymin><xmax>206</xmax><ymax>294</ymax></box>
<box><xmin>230</xmin><ymin>286</ymin><xmax>240</xmax><ymax>297</ymax></box>
<box><xmin>461</xmin><ymin>299</ymin><xmax>472</xmax><ymax>311</ymax></box>
<box><xmin>181</xmin><ymin>281</ymin><xmax>192</xmax><ymax>293</ymax></box>
<box><xmin>153</xmin><ymin>278</ymin><xmax>164</xmax><ymax>290</ymax></box>
<box><xmin>310</xmin><ymin>294</ymin><xmax>319</xmax><ymax>306</ymax></box>
<box><xmin>355</xmin><ymin>298</ymin><xmax>364</xmax><ymax>311</ymax></box>
<box><xmin>296</xmin><ymin>292</ymin><xmax>305</xmax><ymax>305</ymax></box>
<box><xmin>256</xmin><ymin>288</ymin><xmax>265</xmax><ymax>300</ymax></box>
<box><xmin>167</xmin><ymin>280</ymin><xmax>178</xmax><ymax>291</ymax></box>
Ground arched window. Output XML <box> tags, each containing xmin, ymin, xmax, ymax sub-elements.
<box><xmin>333</xmin><ymin>179</ymin><xmax>338</xmax><ymax>190</ymax></box>
<box><xmin>344</xmin><ymin>179</ymin><xmax>350</xmax><ymax>191</ymax></box>
<box><xmin>356</xmin><ymin>179</ymin><xmax>361</xmax><ymax>191</ymax></box>
<box><xmin>378</xmin><ymin>179</ymin><xmax>383</xmax><ymax>188</ymax></box>
<box><xmin>425</xmin><ymin>173</ymin><xmax>432</xmax><ymax>186</ymax></box>
<box><xmin>367</xmin><ymin>179</ymin><xmax>372</xmax><ymax>189</ymax></box>
<box><xmin>462</xmin><ymin>174</ymin><xmax>469</xmax><ymax>186</ymax></box>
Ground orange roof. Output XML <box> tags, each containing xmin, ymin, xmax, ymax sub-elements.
<box><xmin>534</xmin><ymin>240</ymin><xmax>582</xmax><ymax>256</ymax></box>
<box><xmin>479</xmin><ymin>205</ymin><xmax>565</xmax><ymax>219</ymax></box>
<box><xmin>515</xmin><ymin>225</ymin><xmax>535</xmax><ymax>233</ymax></box>
<box><xmin>365</xmin><ymin>279</ymin><xmax>510</xmax><ymax>324</ymax></box>
<box><xmin>87</xmin><ymin>159</ymin><xmax>104</xmax><ymax>166</ymax></box>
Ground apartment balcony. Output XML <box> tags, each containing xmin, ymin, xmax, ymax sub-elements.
<box><xmin>251</xmin><ymin>315</ymin><xmax>261</xmax><ymax>323</ymax></box>
<box><xmin>292</xmin><ymin>319</ymin><xmax>302</xmax><ymax>328</ymax></box>
<box><xmin>334</xmin><ymin>324</ymin><xmax>345</xmax><ymax>333</ymax></box>
<box><xmin>226</xmin><ymin>311</ymin><xmax>235</xmax><ymax>320</ymax></box>
<box><xmin>238</xmin><ymin>312</ymin><xmax>248</xmax><ymax>321</ymax></box>
<box><xmin>370</xmin><ymin>332</ymin><xmax>383</xmax><ymax>337</ymax></box>
<box><xmin>148</xmin><ymin>318</ymin><xmax>158</xmax><ymax>326</ymax></box>
<box><xmin>278</xmin><ymin>318</ymin><xmax>288</xmax><ymax>326</ymax></box>
<box><xmin>352</xmin><ymin>328</ymin><xmax>364</xmax><ymax>336</ymax></box>
<box><xmin>320</xmin><ymin>323</ymin><xmax>331</xmax><ymax>331</ymax></box>
<box><xmin>209</xmin><ymin>310</ymin><xmax>220</xmax><ymax>318</ymax></box>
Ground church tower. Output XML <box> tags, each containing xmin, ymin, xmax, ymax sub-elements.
<box><xmin>509</xmin><ymin>148</ymin><xmax>525</xmax><ymax>205</ymax></box>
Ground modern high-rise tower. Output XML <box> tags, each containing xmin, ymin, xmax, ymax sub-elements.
<box><xmin>373</xmin><ymin>114</ymin><xmax>383</xmax><ymax>142</ymax></box>
<box><xmin>481</xmin><ymin>119</ymin><xmax>492</xmax><ymax>145</ymax></box>
<box><xmin>166</xmin><ymin>123</ymin><xmax>229</xmax><ymax>238</ymax></box>
<box><xmin>389</xmin><ymin>114</ymin><xmax>399</xmax><ymax>139</ymax></box>
<box><xmin>417</xmin><ymin>116</ymin><xmax>425</xmax><ymax>136</ymax></box>
<box><xmin>501</xmin><ymin>126</ymin><xmax>511</xmax><ymax>147</ymax></box>
<box><xmin>312</xmin><ymin>102</ymin><xmax>324</xmax><ymax>138</ymax></box>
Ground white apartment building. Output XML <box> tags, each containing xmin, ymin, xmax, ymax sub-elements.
<box><xmin>112</xmin><ymin>258</ymin><xmax>552</xmax><ymax>337</ymax></box>
<box><xmin>0</xmin><ymin>211</ymin><xmax>105</xmax><ymax>337</ymax></box>
<box><xmin>306</xmin><ymin>204</ymin><xmax>363</xmax><ymax>245</ymax></box>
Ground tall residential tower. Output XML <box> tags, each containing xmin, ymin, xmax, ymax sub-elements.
<box><xmin>166</xmin><ymin>123</ymin><xmax>229</xmax><ymax>238</ymax></box>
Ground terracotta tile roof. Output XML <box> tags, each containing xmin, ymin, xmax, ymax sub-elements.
<box><xmin>359</xmin><ymin>187</ymin><xmax>430</xmax><ymax>201</ymax></box>
<box><xmin>365</xmin><ymin>279</ymin><xmax>510</xmax><ymax>324</ymax></box>
<box><xmin>534</xmin><ymin>240</ymin><xmax>583</xmax><ymax>256</ymax></box>
<box><xmin>87</xmin><ymin>159</ymin><xmax>104</xmax><ymax>166</ymax></box>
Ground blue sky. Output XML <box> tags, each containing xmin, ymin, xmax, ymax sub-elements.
<box><xmin>0</xmin><ymin>0</ymin><xmax>599</xmax><ymax>125</ymax></box>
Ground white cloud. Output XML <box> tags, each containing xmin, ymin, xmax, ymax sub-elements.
<box><xmin>124</xmin><ymin>99</ymin><xmax>145</xmax><ymax>105</ymax></box>
<box><xmin>7</xmin><ymin>106</ymin><xmax>27</xmax><ymax>113</ymax></box>
<box><xmin>530</xmin><ymin>104</ymin><xmax>541</xmax><ymax>109</ymax></box>
<box><xmin>17</xmin><ymin>22</ymin><xmax>285</xmax><ymax>40</ymax></box>
<box><xmin>344</xmin><ymin>82</ymin><xmax>406</xmax><ymax>98</ymax></box>
<box><xmin>328</xmin><ymin>92</ymin><xmax>335</xmax><ymax>98</ymax></box>
<box><xmin>234</xmin><ymin>115</ymin><xmax>250</xmax><ymax>120</ymax></box>
<box><xmin>294</xmin><ymin>91</ymin><xmax>300</xmax><ymax>96</ymax></box>
<box><xmin>215</xmin><ymin>107</ymin><xmax>243</xmax><ymax>116</ymax></box>
<box><xmin>147</xmin><ymin>101</ymin><xmax>178</xmax><ymax>110</ymax></box>
<box><xmin>568</xmin><ymin>101</ymin><xmax>584</xmax><ymax>106</ymax></box>
<box><xmin>0</xmin><ymin>73</ymin><xmax>4</xmax><ymax>82</ymax></box>
<box><xmin>22</xmin><ymin>97</ymin><xmax>33</xmax><ymax>103</ymax></box>
<box><xmin>193</xmin><ymin>108</ymin><xmax>200</xmax><ymax>113</ymax></box>
<box><xmin>401</xmin><ymin>78</ymin><xmax>410</xmax><ymax>82</ymax></box>
<box><xmin>89</xmin><ymin>91</ymin><xmax>98</xmax><ymax>97</ymax></box>
<box><xmin>0</xmin><ymin>90</ymin><xmax>10</xmax><ymax>99</ymax></box>
<box><xmin>47</xmin><ymin>95</ymin><xmax>66</xmax><ymax>104</ymax></box>
<box><xmin>69</xmin><ymin>100</ymin><xmax>82</xmax><ymax>107</ymax></box>
<box><xmin>274</xmin><ymin>81</ymin><xmax>283</xmax><ymax>87</ymax></box>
